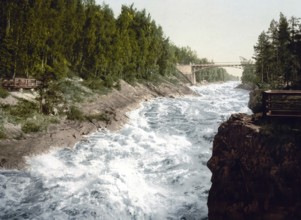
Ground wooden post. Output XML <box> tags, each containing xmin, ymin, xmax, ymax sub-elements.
<box><xmin>262</xmin><ymin>91</ymin><xmax>267</xmax><ymax>117</ymax></box>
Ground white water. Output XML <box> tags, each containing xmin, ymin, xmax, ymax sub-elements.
<box><xmin>0</xmin><ymin>81</ymin><xmax>250</xmax><ymax>220</ymax></box>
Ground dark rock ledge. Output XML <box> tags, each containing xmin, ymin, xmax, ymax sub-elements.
<box><xmin>207</xmin><ymin>113</ymin><xmax>301</xmax><ymax>220</ymax></box>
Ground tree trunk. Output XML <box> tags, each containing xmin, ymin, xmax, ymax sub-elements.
<box><xmin>261</xmin><ymin>60</ymin><xmax>264</xmax><ymax>83</ymax></box>
<box><xmin>5</xmin><ymin>8</ymin><xmax>11</xmax><ymax>37</ymax></box>
<box><xmin>12</xmin><ymin>38</ymin><xmax>19</xmax><ymax>79</ymax></box>
<box><xmin>12</xmin><ymin>58</ymin><xmax>17</xmax><ymax>79</ymax></box>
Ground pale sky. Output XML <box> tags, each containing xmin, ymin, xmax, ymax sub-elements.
<box><xmin>96</xmin><ymin>0</ymin><xmax>301</xmax><ymax>75</ymax></box>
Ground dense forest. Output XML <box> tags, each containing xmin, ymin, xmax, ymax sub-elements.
<box><xmin>0</xmin><ymin>0</ymin><xmax>234</xmax><ymax>88</ymax></box>
<box><xmin>241</xmin><ymin>13</ymin><xmax>301</xmax><ymax>89</ymax></box>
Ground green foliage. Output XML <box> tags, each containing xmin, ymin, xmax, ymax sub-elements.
<box><xmin>253</xmin><ymin>13</ymin><xmax>301</xmax><ymax>89</ymax></box>
<box><xmin>8</xmin><ymin>100</ymin><xmax>39</xmax><ymax>120</ymax></box>
<box><xmin>22</xmin><ymin>114</ymin><xmax>52</xmax><ymax>134</ymax></box>
<box><xmin>173</xmin><ymin>46</ymin><xmax>238</xmax><ymax>83</ymax></box>
<box><xmin>0</xmin><ymin>86</ymin><xmax>9</xmax><ymax>98</ymax></box>
<box><xmin>139</xmin><ymin>72</ymin><xmax>167</xmax><ymax>86</ymax></box>
<box><xmin>173</xmin><ymin>45</ymin><xmax>206</xmax><ymax>65</ymax></box>
<box><xmin>86</xmin><ymin>113</ymin><xmax>111</xmax><ymax>124</ymax></box>
<box><xmin>2</xmin><ymin>100</ymin><xmax>51</xmax><ymax>133</ymax></box>
<box><xmin>67</xmin><ymin>105</ymin><xmax>84</xmax><ymax>121</ymax></box>
<box><xmin>49</xmin><ymin>116</ymin><xmax>60</xmax><ymax>124</ymax></box>
<box><xmin>55</xmin><ymin>79</ymin><xmax>88</xmax><ymax>103</ymax></box>
<box><xmin>81</xmin><ymin>78</ymin><xmax>111</xmax><ymax>95</ymax></box>
<box><xmin>196</xmin><ymin>67</ymin><xmax>238</xmax><ymax>82</ymax></box>
<box><xmin>0</xmin><ymin>131</ymin><xmax>5</xmax><ymax>139</ymax></box>
<box><xmin>0</xmin><ymin>124</ymin><xmax>6</xmax><ymax>139</ymax></box>
<box><xmin>240</xmin><ymin>57</ymin><xmax>257</xmax><ymax>85</ymax></box>
<box><xmin>21</xmin><ymin>120</ymin><xmax>41</xmax><ymax>133</ymax></box>
<box><xmin>0</xmin><ymin>1</ymin><xmax>187</xmax><ymax>87</ymax></box>
<box><xmin>1</xmin><ymin>0</ymin><xmax>227</xmax><ymax>89</ymax></box>
<box><xmin>1</xmin><ymin>99</ymin><xmax>62</xmax><ymax>135</ymax></box>
<box><xmin>82</xmin><ymin>78</ymin><xmax>103</xmax><ymax>90</ymax></box>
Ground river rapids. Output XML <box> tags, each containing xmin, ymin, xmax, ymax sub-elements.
<box><xmin>0</xmin><ymin>81</ymin><xmax>251</xmax><ymax>220</ymax></box>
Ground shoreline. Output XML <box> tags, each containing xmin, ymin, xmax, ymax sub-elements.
<box><xmin>0</xmin><ymin>80</ymin><xmax>197</xmax><ymax>170</ymax></box>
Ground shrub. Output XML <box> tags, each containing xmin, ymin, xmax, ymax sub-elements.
<box><xmin>21</xmin><ymin>120</ymin><xmax>41</xmax><ymax>133</ymax></box>
<box><xmin>49</xmin><ymin>117</ymin><xmax>60</xmax><ymax>124</ymax></box>
<box><xmin>0</xmin><ymin>86</ymin><xmax>9</xmax><ymax>98</ymax></box>
<box><xmin>9</xmin><ymin>101</ymin><xmax>39</xmax><ymax>119</ymax></box>
<box><xmin>0</xmin><ymin>131</ymin><xmax>5</xmax><ymax>139</ymax></box>
<box><xmin>39</xmin><ymin>86</ymin><xmax>65</xmax><ymax>115</ymax></box>
<box><xmin>56</xmin><ymin>79</ymin><xmax>84</xmax><ymax>102</ymax></box>
<box><xmin>67</xmin><ymin>106</ymin><xmax>84</xmax><ymax>121</ymax></box>
<box><xmin>86</xmin><ymin>113</ymin><xmax>111</xmax><ymax>124</ymax></box>
<box><xmin>82</xmin><ymin>78</ymin><xmax>103</xmax><ymax>90</ymax></box>
<box><xmin>0</xmin><ymin>124</ymin><xmax>6</xmax><ymax>139</ymax></box>
<box><xmin>82</xmin><ymin>79</ymin><xmax>111</xmax><ymax>95</ymax></box>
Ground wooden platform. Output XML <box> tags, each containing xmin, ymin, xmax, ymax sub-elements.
<box><xmin>262</xmin><ymin>90</ymin><xmax>301</xmax><ymax>117</ymax></box>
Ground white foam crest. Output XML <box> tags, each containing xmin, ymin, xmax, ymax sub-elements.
<box><xmin>28</xmin><ymin>150</ymin><xmax>69</xmax><ymax>177</ymax></box>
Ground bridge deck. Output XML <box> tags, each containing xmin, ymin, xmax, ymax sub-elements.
<box><xmin>262</xmin><ymin>90</ymin><xmax>301</xmax><ymax>117</ymax></box>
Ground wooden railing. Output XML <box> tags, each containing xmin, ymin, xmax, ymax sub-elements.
<box><xmin>2</xmin><ymin>78</ymin><xmax>41</xmax><ymax>90</ymax></box>
<box><xmin>262</xmin><ymin>90</ymin><xmax>301</xmax><ymax>117</ymax></box>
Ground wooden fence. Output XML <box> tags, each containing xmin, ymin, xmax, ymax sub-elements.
<box><xmin>2</xmin><ymin>78</ymin><xmax>41</xmax><ymax>90</ymax></box>
<box><xmin>262</xmin><ymin>90</ymin><xmax>301</xmax><ymax>117</ymax></box>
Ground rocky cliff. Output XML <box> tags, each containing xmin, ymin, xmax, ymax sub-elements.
<box><xmin>207</xmin><ymin>113</ymin><xmax>301</xmax><ymax>220</ymax></box>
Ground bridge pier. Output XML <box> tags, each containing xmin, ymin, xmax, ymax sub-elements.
<box><xmin>176</xmin><ymin>65</ymin><xmax>196</xmax><ymax>85</ymax></box>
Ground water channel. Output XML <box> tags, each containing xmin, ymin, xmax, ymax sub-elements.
<box><xmin>0</xmin><ymin>81</ymin><xmax>251</xmax><ymax>219</ymax></box>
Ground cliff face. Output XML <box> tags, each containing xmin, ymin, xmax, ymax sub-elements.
<box><xmin>207</xmin><ymin>114</ymin><xmax>301</xmax><ymax>220</ymax></box>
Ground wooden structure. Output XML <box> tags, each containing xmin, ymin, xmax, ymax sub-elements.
<box><xmin>262</xmin><ymin>90</ymin><xmax>301</xmax><ymax>117</ymax></box>
<box><xmin>2</xmin><ymin>78</ymin><xmax>41</xmax><ymax>90</ymax></box>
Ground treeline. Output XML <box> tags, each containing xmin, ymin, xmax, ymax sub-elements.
<box><xmin>242</xmin><ymin>13</ymin><xmax>301</xmax><ymax>89</ymax></box>
<box><xmin>0</xmin><ymin>0</ymin><xmax>227</xmax><ymax>88</ymax></box>
<box><xmin>0</xmin><ymin>0</ymin><xmax>172</xmax><ymax>86</ymax></box>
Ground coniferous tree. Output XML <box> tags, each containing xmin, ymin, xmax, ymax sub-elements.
<box><xmin>0</xmin><ymin>0</ymin><xmax>227</xmax><ymax>89</ymax></box>
<box><xmin>251</xmin><ymin>13</ymin><xmax>301</xmax><ymax>88</ymax></box>
<box><xmin>254</xmin><ymin>32</ymin><xmax>271</xmax><ymax>83</ymax></box>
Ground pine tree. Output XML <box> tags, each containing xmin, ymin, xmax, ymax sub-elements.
<box><xmin>254</xmin><ymin>31</ymin><xmax>271</xmax><ymax>84</ymax></box>
<box><xmin>277</xmin><ymin>13</ymin><xmax>291</xmax><ymax>86</ymax></box>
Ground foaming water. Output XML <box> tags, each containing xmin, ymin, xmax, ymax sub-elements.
<box><xmin>0</xmin><ymin>81</ymin><xmax>250</xmax><ymax>219</ymax></box>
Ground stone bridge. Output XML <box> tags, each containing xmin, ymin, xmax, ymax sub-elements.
<box><xmin>176</xmin><ymin>63</ymin><xmax>244</xmax><ymax>85</ymax></box>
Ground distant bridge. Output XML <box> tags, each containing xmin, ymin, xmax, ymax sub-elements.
<box><xmin>176</xmin><ymin>63</ymin><xmax>245</xmax><ymax>85</ymax></box>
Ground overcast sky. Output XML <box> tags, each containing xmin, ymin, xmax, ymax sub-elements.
<box><xmin>96</xmin><ymin>0</ymin><xmax>301</xmax><ymax>74</ymax></box>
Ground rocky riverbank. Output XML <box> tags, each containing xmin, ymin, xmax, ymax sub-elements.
<box><xmin>207</xmin><ymin>113</ymin><xmax>301</xmax><ymax>220</ymax></box>
<box><xmin>0</xmin><ymin>80</ymin><xmax>196</xmax><ymax>169</ymax></box>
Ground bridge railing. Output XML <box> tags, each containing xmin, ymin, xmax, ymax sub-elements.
<box><xmin>191</xmin><ymin>63</ymin><xmax>245</xmax><ymax>72</ymax></box>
